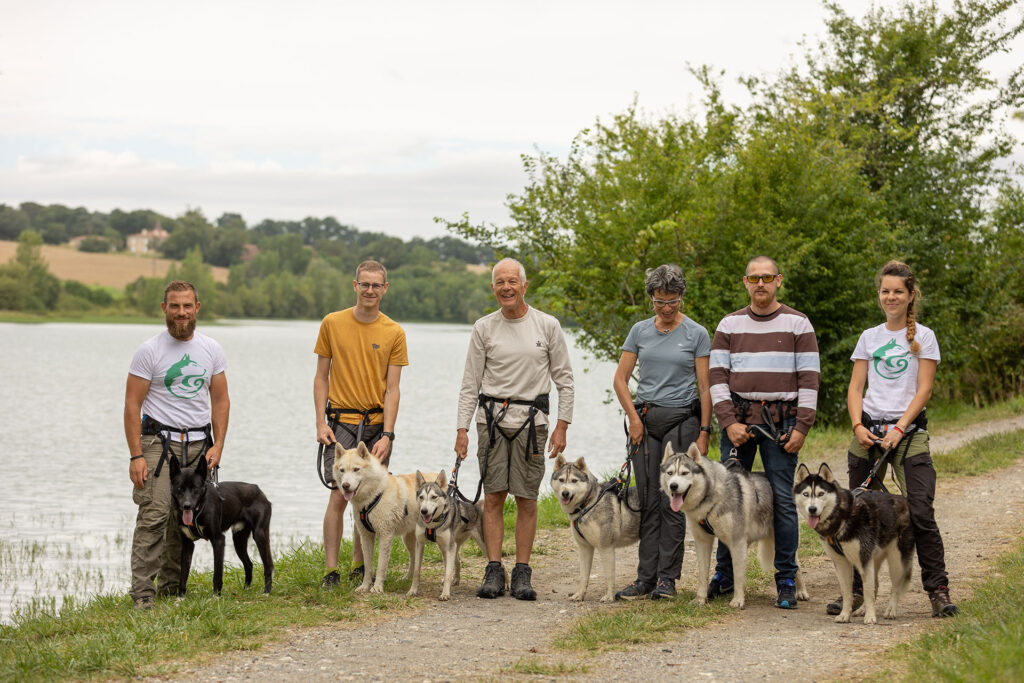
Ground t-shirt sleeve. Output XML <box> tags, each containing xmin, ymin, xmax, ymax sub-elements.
<box><xmin>128</xmin><ymin>343</ymin><xmax>153</xmax><ymax>380</ymax></box>
<box><xmin>211</xmin><ymin>340</ymin><xmax>227</xmax><ymax>375</ymax></box>
<box><xmin>622</xmin><ymin>322</ymin><xmax>640</xmax><ymax>354</ymax></box>
<box><xmin>389</xmin><ymin>327</ymin><xmax>410</xmax><ymax>366</ymax></box>
<box><xmin>313</xmin><ymin>318</ymin><xmax>332</xmax><ymax>357</ymax></box>
<box><xmin>695</xmin><ymin>325</ymin><xmax>711</xmax><ymax>358</ymax></box>
<box><xmin>851</xmin><ymin>330</ymin><xmax>871</xmax><ymax>361</ymax></box>
<box><xmin>918</xmin><ymin>328</ymin><xmax>940</xmax><ymax>363</ymax></box>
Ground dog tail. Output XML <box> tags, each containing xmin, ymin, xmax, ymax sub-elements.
<box><xmin>757</xmin><ymin>532</ymin><xmax>775</xmax><ymax>575</ymax></box>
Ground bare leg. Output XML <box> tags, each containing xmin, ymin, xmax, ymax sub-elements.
<box><xmin>514</xmin><ymin>496</ymin><xmax>538</xmax><ymax>564</ymax></box>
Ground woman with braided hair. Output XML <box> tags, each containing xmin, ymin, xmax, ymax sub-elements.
<box><xmin>832</xmin><ymin>259</ymin><xmax>959</xmax><ymax>618</ymax></box>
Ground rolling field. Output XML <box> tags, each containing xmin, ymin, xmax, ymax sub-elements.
<box><xmin>0</xmin><ymin>240</ymin><xmax>229</xmax><ymax>288</ymax></box>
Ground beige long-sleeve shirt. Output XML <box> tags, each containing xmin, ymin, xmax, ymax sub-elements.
<box><xmin>457</xmin><ymin>306</ymin><xmax>574</xmax><ymax>430</ymax></box>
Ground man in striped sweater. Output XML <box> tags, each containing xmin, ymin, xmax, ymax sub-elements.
<box><xmin>707</xmin><ymin>255</ymin><xmax>820</xmax><ymax>609</ymax></box>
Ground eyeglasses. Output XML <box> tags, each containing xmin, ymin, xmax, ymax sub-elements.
<box><xmin>651</xmin><ymin>298</ymin><xmax>681</xmax><ymax>308</ymax></box>
<box><xmin>744</xmin><ymin>274</ymin><xmax>778</xmax><ymax>284</ymax></box>
<box><xmin>356</xmin><ymin>281</ymin><xmax>385</xmax><ymax>291</ymax></box>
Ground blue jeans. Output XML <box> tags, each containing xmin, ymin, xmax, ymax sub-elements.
<box><xmin>713</xmin><ymin>419</ymin><xmax>799</xmax><ymax>583</ymax></box>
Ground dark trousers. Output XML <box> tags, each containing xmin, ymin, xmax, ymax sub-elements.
<box><xmin>714</xmin><ymin>418</ymin><xmax>800</xmax><ymax>583</ymax></box>
<box><xmin>632</xmin><ymin>405</ymin><xmax>697</xmax><ymax>585</ymax></box>
<box><xmin>848</xmin><ymin>450</ymin><xmax>948</xmax><ymax>592</ymax></box>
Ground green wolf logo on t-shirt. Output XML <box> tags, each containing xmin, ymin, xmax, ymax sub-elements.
<box><xmin>164</xmin><ymin>354</ymin><xmax>208</xmax><ymax>399</ymax></box>
<box><xmin>872</xmin><ymin>338</ymin><xmax>909</xmax><ymax>380</ymax></box>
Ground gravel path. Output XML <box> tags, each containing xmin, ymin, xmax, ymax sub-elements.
<box><xmin>150</xmin><ymin>416</ymin><xmax>1024</xmax><ymax>682</ymax></box>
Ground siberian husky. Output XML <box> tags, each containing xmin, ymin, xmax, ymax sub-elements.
<box><xmin>332</xmin><ymin>442</ymin><xmax>418</xmax><ymax>594</ymax></box>
<box><xmin>660</xmin><ymin>443</ymin><xmax>808</xmax><ymax>608</ymax></box>
<box><xmin>793</xmin><ymin>463</ymin><xmax>915</xmax><ymax>624</ymax></box>
<box><xmin>550</xmin><ymin>454</ymin><xmax>640</xmax><ymax>602</ymax></box>
<box><xmin>407</xmin><ymin>470</ymin><xmax>485</xmax><ymax>601</ymax></box>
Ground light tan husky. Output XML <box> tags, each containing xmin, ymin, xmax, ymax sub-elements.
<box><xmin>332</xmin><ymin>442</ymin><xmax>420</xmax><ymax>594</ymax></box>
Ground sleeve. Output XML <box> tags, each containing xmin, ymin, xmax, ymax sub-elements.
<box><xmin>128</xmin><ymin>343</ymin><xmax>153</xmax><ymax>380</ymax></box>
<box><xmin>389</xmin><ymin>327</ymin><xmax>410</xmax><ymax>366</ymax></box>
<box><xmin>622</xmin><ymin>322</ymin><xmax>641</xmax><ymax>354</ymax></box>
<box><xmin>851</xmin><ymin>330</ymin><xmax>870</xmax><ymax>361</ymax></box>
<box><xmin>456</xmin><ymin>323</ymin><xmax>486</xmax><ymax>430</ymax></box>
<box><xmin>313</xmin><ymin>317</ymin><xmax>332</xmax><ymax>357</ymax></box>
<box><xmin>547</xmin><ymin>319</ymin><xmax>575</xmax><ymax>424</ymax></box>
<box><xmin>794</xmin><ymin>316</ymin><xmax>820</xmax><ymax>434</ymax></box>
<box><xmin>709</xmin><ymin>319</ymin><xmax>737</xmax><ymax>429</ymax></box>
<box><xmin>212</xmin><ymin>341</ymin><xmax>227</xmax><ymax>375</ymax></box>
<box><xmin>919</xmin><ymin>328</ymin><xmax>940</xmax><ymax>363</ymax></box>
<box><xmin>695</xmin><ymin>324</ymin><xmax>711</xmax><ymax>358</ymax></box>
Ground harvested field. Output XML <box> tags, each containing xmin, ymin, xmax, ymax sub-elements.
<box><xmin>0</xmin><ymin>240</ymin><xmax>229</xmax><ymax>289</ymax></box>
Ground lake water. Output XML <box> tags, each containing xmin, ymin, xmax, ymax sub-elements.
<box><xmin>0</xmin><ymin>319</ymin><xmax>624</xmax><ymax>622</ymax></box>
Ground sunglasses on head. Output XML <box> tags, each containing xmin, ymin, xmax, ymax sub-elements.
<box><xmin>744</xmin><ymin>273</ymin><xmax>778</xmax><ymax>284</ymax></box>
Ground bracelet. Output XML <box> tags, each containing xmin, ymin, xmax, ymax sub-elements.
<box><xmin>381</xmin><ymin>431</ymin><xmax>395</xmax><ymax>441</ymax></box>
<box><xmin>892</xmin><ymin>425</ymin><xmax>905</xmax><ymax>435</ymax></box>
<box><xmin>699</xmin><ymin>426</ymin><xmax>712</xmax><ymax>434</ymax></box>
<box><xmin>130</xmin><ymin>454</ymin><xmax>144</xmax><ymax>461</ymax></box>
<box><xmin>853</xmin><ymin>422</ymin><xmax>863</xmax><ymax>432</ymax></box>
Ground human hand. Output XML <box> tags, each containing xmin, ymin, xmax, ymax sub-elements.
<box><xmin>206</xmin><ymin>444</ymin><xmax>223</xmax><ymax>469</ymax></box>
<box><xmin>696</xmin><ymin>431</ymin><xmax>710</xmax><ymax>456</ymax></box>
<box><xmin>783</xmin><ymin>429</ymin><xmax>806</xmax><ymax>454</ymax></box>
<box><xmin>854</xmin><ymin>425</ymin><xmax>876</xmax><ymax>450</ymax></box>
<box><xmin>627</xmin><ymin>415</ymin><xmax>644</xmax><ymax>444</ymax></box>
<box><xmin>454</xmin><ymin>429</ymin><xmax>469</xmax><ymax>460</ymax></box>
<box><xmin>129</xmin><ymin>456</ymin><xmax>148</xmax><ymax>489</ymax></box>
<box><xmin>880</xmin><ymin>428</ymin><xmax>904</xmax><ymax>451</ymax></box>
<box><xmin>547</xmin><ymin>421</ymin><xmax>568</xmax><ymax>458</ymax></box>
<box><xmin>317</xmin><ymin>422</ymin><xmax>337</xmax><ymax>446</ymax></box>
<box><xmin>725</xmin><ymin>423</ymin><xmax>750</xmax><ymax>447</ymax></box>
<box><xmin>371</xmin><ymin>436</ymin><xmax>390</xmax><ymax>462</ymax></box>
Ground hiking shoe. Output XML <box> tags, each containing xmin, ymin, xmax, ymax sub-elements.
<box><xmin>510</xmin><ymin>563</ymin><xmax>537</xmax><ymax>601</ymax></box>
<box><xmin>348</xmin><ymin>565</ymin><xmax>365</xmax><ymax>583</ymax></box>
<box><xmin>132</xmin><ymin>596</ymin><xmax>154</xmax><ymax>610</ymax></box>
<box><xmin>477</xmin><ymin>561</ymin><xmax>507</xmax><ymax>599</ymax></box>
<box><xmin>928</xmin><ymin>585</ymin><xmax>959</xmax><ymax>618</ymax></box>
<box><xmin>321</xmin><ymin>570</ymin><xmax>341</xmax><ymax>588</ymax></box>
<box><xmin>776</xmin><ymin>578</ymin><xmax>798</xmax><ymax>609</ymax></box>
<box><xmin>650</xmin><ymin>578</ymin><xmax>676</xmax><ymax>600</ymax></box>
<box><xmin>825</xmin><ymin>593</ymin><xmax>863</xmax><ymax>616</ymax></box>
<box><xmin>614</xmin><ymin>580</ymin><xmax>653</xmax><ymax>601</ymax></box>
<box><xmin>707</xmin><ymin>572</ymin><xmax>734</xmax><ymax>600</ymax></box>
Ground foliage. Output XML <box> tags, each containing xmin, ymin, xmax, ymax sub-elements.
<box><xmin>0</xmin><ymin>230</ymin><xmax>61</xmax><ymax>312</ymax></box>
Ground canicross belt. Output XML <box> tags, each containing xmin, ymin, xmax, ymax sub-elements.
<box><xmin>141</xmin><ymin>415</ymin><xmax>212</xmax><ymax>478</ymax></box>
<box><xmin>472</xmin><ymin>392</ymin><xmax>550</xmax><ymax>503</ymax></box>
<box><xmin>317</xmin><ymin>403</ymin><xmax>384</xmax><ymax>490</ymax></box>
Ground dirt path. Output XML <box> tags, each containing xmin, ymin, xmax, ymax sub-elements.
<box><xmin>151</xmin><ymin>416</ymin><xmax>1024</xmax><ymax>682</ymax></box>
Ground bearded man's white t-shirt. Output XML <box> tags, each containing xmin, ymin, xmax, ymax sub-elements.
<box><xmin>129</xmin><ymin>330</ymin><xmax>226</xmax><ymax>437</ymax></box>
<box><xmin>851</xmin><ymin>322</ymin><xmax>939</xmax><ymax>424</ymax></box>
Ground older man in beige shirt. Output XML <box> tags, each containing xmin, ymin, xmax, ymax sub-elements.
<box><xmin>455</xmin><ymin>257</ymin><xmax>574</xmax><ymax>600</ymax></box>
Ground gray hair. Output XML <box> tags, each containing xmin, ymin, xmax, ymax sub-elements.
<box><xmin>644</xmin><ymin>264</ymin><xmax>687</xmax><ymax>297</ymax></box>
<box><xmin>492</xmin><ymin>257</ymin><xmax>527</xmax><ymax>283</ymax></box>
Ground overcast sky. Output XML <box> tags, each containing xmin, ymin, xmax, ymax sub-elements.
<box><xmin>1</xmin><ymin>0</ymin><xmax>1021</xmax><ymax>239</ymax></box>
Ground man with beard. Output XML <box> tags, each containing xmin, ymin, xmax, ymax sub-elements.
<box><xmin>124</xmin><ymin>280</ymin><xmax>229</xmax><ymax>609</ymax></box>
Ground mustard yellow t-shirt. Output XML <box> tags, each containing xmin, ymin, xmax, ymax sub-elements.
<box><xmin>314</xmin><ymin>308</ymin><xmax>409</xmax><ymax>425</ymax></box>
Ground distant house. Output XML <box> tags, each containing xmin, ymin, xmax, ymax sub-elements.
<box><xmin>127</xmin><ymin>222</ymin><xmax>170</xmax><ymax>255</ymax></box>
<box><xmin>240</xmin><ymin>243</ymin><xmax>260</xmax><ymax>262</ymax></box>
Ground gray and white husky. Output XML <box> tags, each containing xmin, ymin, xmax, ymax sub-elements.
<box><xmin>550</xmin><ymin>454</ymin><xmax>641</xmax><ymax>602</ymax></box>
<box><xmin>407</xmin><ymin>470</ymin><xmax>485</xmax><ymax>601</ymax></box>
<box><xmin>660</xmin><ymin>443</ymin><xmax>808</xmax><ymax>608</ymax></box>
<box><xmin>793</xmin><ymin>463</ymin><xmax>915</xmax><ymax>624</ymax></box>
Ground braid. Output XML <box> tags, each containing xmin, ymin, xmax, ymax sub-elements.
<box><xmin>906</xmin><ymin>298</ymin><xmax>921</xmax><ymax>355</ymax></box>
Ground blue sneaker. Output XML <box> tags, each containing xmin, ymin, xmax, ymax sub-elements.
<box><xmin>776</xmin><ymin>578</ymin><xmax>798</xmax><ymax>609</ymax></box>
<box><xmin>707</xmin><ymin>572</ymin><xmax>734</xmax><ymax>600</ymax></box>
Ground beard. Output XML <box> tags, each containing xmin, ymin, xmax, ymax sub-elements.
<box><xmin>166</xmin><ymin>314</ymin><xmax>197</xmax><ymax>340</ymax></box>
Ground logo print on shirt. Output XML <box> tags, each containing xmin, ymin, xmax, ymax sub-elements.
<box><xmin>535</xmin><ymin>340</ymin><xmax>543</xmax><ymax>347</ymax></box>
<box><xmin>872</xmin><ymin>338</ymin><xmax>909</xmax><ymax>380</ymax></box>
<box><xmin>372</xmin><ymin>343</ymin><xmax>380</xmax><ymax>350</ymax></box>
<box><xmin>164</xmin><ymin>354</ymin><xmax>207</xmax><ymax>399</ymax></box>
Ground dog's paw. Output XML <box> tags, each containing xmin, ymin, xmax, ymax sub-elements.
<box><xmin>438</xmin><ymin>591</ymin><xmax>451</xmax><ymax>601</ymax></box>
<box><xmin>729</xmin><ymin>596</ymin><xmax>745</xmax><ymax>609</ymax></box>
<box><xmin>354</xmin><ymin>584</ymin><xmax>369</xmax><ymax>594</ymax></box>
<box><xmin>600</xmin><ymin>593</ymin><xmax>616</xmax><ymax>603</ymax></box>
<box><xmin>406</xmin><ymin>587</ymin><xmax>418</xmax><ymax>598</ymax></box>
<box><xmin>569</xmin><ymin>592</ymin><xmax>585</xmax><ymax>602</ymax></box>
<box><xmin>863</xmin><ymin>613</ymin><xmax>877</xmax><ymax>625</ymax></box>
<box><xmin>797</xmin><ymin>588</ymin><xmax>809</xmax><ymax>601</ymax></box>
<box><xmin>369</xmin><ymin>584</ymin><xmax>385</xmax><ymax>594</ymax></box>
<box><xmin>692</xmin><ymin>596</ymin><xmax>708</xmax><ymax>606</ymax></box>
<box><xmin>835</xmin><ymin>612</ymin><xmax>851</xmax><ymax>623</ymax></box>
<box><xmin>883</xmin><ymin>606</ymin><xmax>899</xmax><ymax>620</ymax></box>
<box><xmin>852</xmin><ymin>605</ymin><xmax>866</xmax><ymax>617</ymax></box>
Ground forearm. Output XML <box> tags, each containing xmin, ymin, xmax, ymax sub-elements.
<box><xmin>211</xmin><ymin>397</ymin><xmax>229</xmax><ymax>448</ymax></box>
<box><xmin>314</xmin><ymin>376</ymin><xmax>330</xmax><ymax>428</ymax></box>
<box><xmin>612</xmin><ymin>374</ymin><xmax>638</xmax><ymax>420</ymax></box>
<box><xmin>382</xmin><ymin>386</ymin><xmax>399</xmax><ymax>432</ymax></box>
<box><xmin>897</xmin><ymin>392</ymin><xmax>931</xmax><ymax>431</ymax></box>
<box><xmin>124</xmin><ymin>403</ymin><xmax>143</xmax><ymax>457</ymax></box>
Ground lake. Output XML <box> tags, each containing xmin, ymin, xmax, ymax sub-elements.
<box><xmin>0</xmin><ymin>319</ymin><xmax>625</xmax><ymax>622</ymax></box>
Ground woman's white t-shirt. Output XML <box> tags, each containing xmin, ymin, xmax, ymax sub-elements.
<box><xmin>851</xmin><ymin>322</ymin><xmax>940</xmax><ymax>424</ymax></box>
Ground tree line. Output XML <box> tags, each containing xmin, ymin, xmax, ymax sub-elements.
<box><xmin>444</xmin><ymin>0</ymin><xmax>1024</xmax><ymax>421</ymax></box>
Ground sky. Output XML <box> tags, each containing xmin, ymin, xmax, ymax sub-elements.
<box><xmin>1</xmin><ymin>0</ymin><xmax>1021</xmax><ymax>239</ymax></box>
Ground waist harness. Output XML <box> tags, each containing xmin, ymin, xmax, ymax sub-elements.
<box><xmin>142</xmin><ymin>415</ymin><xmax>212</xmax><ymax>479</ymax></box>
<box><xmin>473</xmin><ymin>392</ymin><xmax>550</xmax><ymax>502</ymax></box>
<box><xmin>731</xmin><ymin>393</ymin><xmax>797</xmax><ymax>444</ymax></box>
<box><xmin>317</xmin><ymin>403</ymin><xmax>384</xmax><ymax>490</ymax></box>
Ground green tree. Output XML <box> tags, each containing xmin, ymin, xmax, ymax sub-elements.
<box><xmin>0</xmin><ymin>205</ymin><xmax>30</xmax><ymax>240</ymax></box>
<box><xmin>160</xmin><ymin>209</ymin><xmax>215</xmax><ymax>260</ymax></box>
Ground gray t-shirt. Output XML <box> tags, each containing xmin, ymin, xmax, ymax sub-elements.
<box><xmin>623</xmin><ymin>316</ymin><xmax>710</xmax><ymax>407</ymax></box>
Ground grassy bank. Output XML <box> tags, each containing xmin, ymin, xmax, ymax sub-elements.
<box><xmin>0</xmin><ymin>311</ymin><xmax>158</xmax><ymax>324</ymax></box>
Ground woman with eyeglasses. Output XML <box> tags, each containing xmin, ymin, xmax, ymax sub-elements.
<box><xmin>611</xmin><ymin>264</ymin><xmax>712</xmax><ymax>600</ymax></box>
<box><xmin>836</xmin><ymin>259</ymin><xmax>958</xmax><ymax>618</ymax></box>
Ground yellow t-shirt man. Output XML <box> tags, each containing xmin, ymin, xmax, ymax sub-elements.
<box><xmin>314</xmin><ymin>308</ymin><xmax>409</xmax><ymax>425</ymax></box>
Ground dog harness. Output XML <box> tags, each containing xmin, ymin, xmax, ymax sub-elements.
<box><xmin>422</xmin><ymin>503</ymin><xmax>474</xmax><ymax>544</ymax></box>
<box><xmin>317</xmin><ymin>403</ymin><xmax>385</xmax><ymax>490</ymax></box>
<box><xmin>472</xmin><ymin>393</ymin><xmax>550</xmax><ymax>502</ymax></box>
<box><xmin>142</xmin><ymin>415</ymin><xmax>212</xmax><ymax>479</ymax></box>
<box><xmin>357</xmin><ymin>490</ymin><xmax>409</xmax><ymax>534</ymax></box>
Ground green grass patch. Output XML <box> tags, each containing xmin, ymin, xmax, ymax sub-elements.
<box><xmin>502</xmin><ymin>656</ymin><xmax>591</xmax><ymax>675</ymax></box>
<box><xmin>934</xmin><ymin>429</ymin><xmax>1024</xmax><ymax>479</ymax></box>
<box><xmin>874</xmin><ymin>529</ymin><xmax>1024</xmax><ymax>682</ymax></box>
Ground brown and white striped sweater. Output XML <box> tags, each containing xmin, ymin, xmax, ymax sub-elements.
<box><xmin>709</xmin><ymin>304</ymin><xmax>820</xmax><ymax>434</ymax></box>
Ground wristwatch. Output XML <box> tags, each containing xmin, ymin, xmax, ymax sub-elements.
<box><xmin>699</xmin><ymin>426</ymin><xmax>712</xmax><ymax>434</ymax></box>
<box><xmin>381</xmin><ymin>431</ymin><xmax>395</xmax><ymax>441</ymax></box>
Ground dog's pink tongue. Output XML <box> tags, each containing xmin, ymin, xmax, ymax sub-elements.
<box><xmin>342</xmin><ymin>490</ymin><xmax>354</xmax><ymax>502</ymax></box>
<box><xmin>670</xmin><ymin>495</ymin><xmax>684</xmax><ymax>513</ymax></box>
<box><xmin>182</xmin><ymin>509</ymin><xmax>193</xmax><ymax>526</ymax></box>
<box><xmin>807</xmin><ymin>515</ymin><xmax>820</xmax><ymax>529</ymax></box>
<box><xmin>424</xmin><ymin>514</ymin><xmax>433</xmax><ymax>524</ymax></box>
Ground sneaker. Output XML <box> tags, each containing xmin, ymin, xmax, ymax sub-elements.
<box><xmin>776</xmin><ymin>578</ymin><xmax>798</xmax><ymax>609</ymax></box>
<box><xmin>928</xmin><ymin>585</ymin><xmax>959</xmax><ymax>617</ymax></box>
<box><xmin>348</xmin><ymin>565</ymin><xmax>365</xmax><ymax>583</ymax></box>
<box><xmin>477</xmin><ymin>561</ymin><xmax>507</xmax><ymax>599</ymax></box>
<box><xmin>825</xmin><ymin>593</ymin><xmax>863</xmax><ymax>616</ymax></box>
<box><xmin>650</xmin><ymin>578</ymin><xmax>676</xmax><ymax>600</ymax></box>
<box><xmin>132</xmin><ymin>596</ymin><xmax>154</xmax><ymax>610</ymax></box>
<box><xmin>510</xmin><ymin>563</ymin><xmax>537</xmax><ymax>601</ymax></box>
<box><xmin>321</xmin><ymin>570</ymin><xmax>341</xmax><ymax>588</ymax></box>
<box><xmin>707</xmin><ymin>572</ymin><xmax>734</xmax><ymax>600</ymax></box>
<box><xmin>614</xmin><ymin>580</ymin><xmax>653</xmax><ymax>601</ymax></box>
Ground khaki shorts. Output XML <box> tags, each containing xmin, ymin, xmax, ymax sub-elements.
<box><xmin>476</xmin><ymin>422</ymin><xmax>548</xmax><ymax>500</ymax></box>
<box><xmin>322</xmin><ymin>422</ymin><xmax>392</xmax><ymax>485</ymax></box>
<box><xmin>848</xmin><ymin>429</ymin><xmax>929</xmax><ymax>494</ymax></box>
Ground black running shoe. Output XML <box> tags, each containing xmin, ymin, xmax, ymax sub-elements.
<box><xmin>825</xmin><ymin>593</ymin><xmax>863</xmax><ymax>616</ymax></box>
<box><xmin>510</xmin><ymin>563</ymin><xmax>537</xmax><ymax>601</ymax></box>
<box><xmin>650</xmin><ymin>578</ymin><xmax>676</xmax><ymax>600</ymax></box>
<box><xmin>477</xmin><ymin>561</ymin><xmax>507</xmax><ymax>599</ymax></box>
<box><xmin>321</xmin><ymin>570</ymin><xmax>341</xmax><ymax>589</ymax></box>
<box><xmin>928</xmin><ymin>585</ymin><xmax>959</xmax><ymax>617</ymax></box>
<box><xmin>614</xmin><ymin>580</ymin><xmax>653</xmax><ymax>601</ymax></box>
<box><xmin>348</xmin><ymin>565</ymin><xmax>365</xmax><ymax>583</ymax></box>
<box><xmin>776</xmin><ymin>578</ymin><xmax>798</xmax><ymax>609</ymax></box>
<box><xmin>707</xmin><ymin>572</ymin><xmax>734</xmax><ymax>600</ymax></box>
